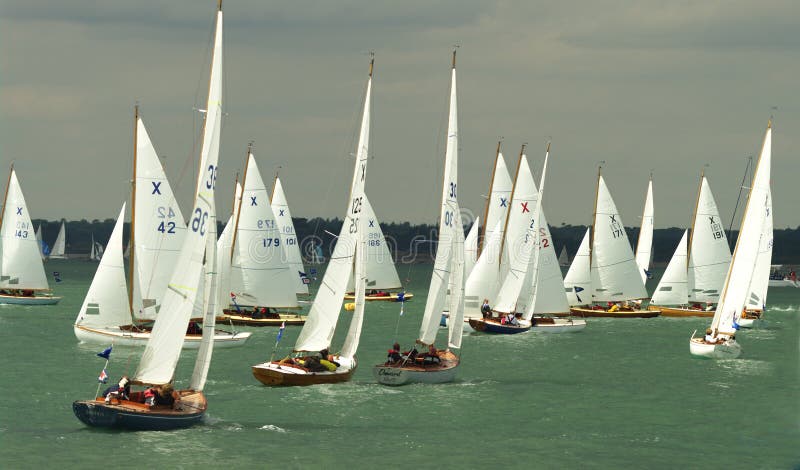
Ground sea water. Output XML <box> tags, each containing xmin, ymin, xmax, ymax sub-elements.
<box><xmin>0</xmin><ymin>261</ymin><xmax>797</xmax><ymax>468</ymax></box>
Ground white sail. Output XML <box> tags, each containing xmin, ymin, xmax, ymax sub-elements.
<box><xmin>339</xmin><ymin>214</ymin><xmax>366</xmax><ymax>360</ymax></box>
<box><xmin>448</xmin><ymin>209</ymin><xmax>466</xmax><ymax>349</ymax></box>
<box><xmin>591</xmin><ymin>175</ymin><xmax>648</xmax><ymax>302</ymax></box>
<box><xmin>493</xmin><ymin>154</ymin><xmax>539</xmax><ymax>314</ymax></box>
<box><xmin>746</xmin><ymin>188</ymin><xmax>773</xmax><ymax>310</ymax></box>
<box><xmin>564</xmin><ymin>228</ymin><xmax>591</xmax><ymax>306</ymax></box>
<box><xmin>483</xmin><ymin>151</ymin><xmax>512</xmax><ymax>258</ymax></box>
<box><xmin>190</xmin><ymin>194</ymin><xmax>219</xmax><ymax>391</ymax></box>
<box><xmin>419</xmin><ymin>55</ymin><xmax>459</xmax><ymax>346</ymax></box>
<box><xmin>527</xmin><ymin>152</ymin><xmax>569</xmax><ymax>316</ymax></box>
<box><xmin>463</xmin><ymin>219</ymin><xmax>503</xmax><ymax>319</ymax></box>
<box><xmin>271</xmin><ymin>177</ymin><xmax>308</xmax><ymax>296</ymax></box>
<box><xmin>0</xmin><ymin>169</ymin><xmax>49</xmax><ymax>290</ymax></box>
<box><xmin>651</xmin><ymin>230</ymin><xmax>688</xmax><ymax>305</ymax></box>
<box><xmin>89</xmin><ymin>235</ymin><xmax>96</xmax><ymax>261</ymax></box>
<box><xmin>230</xmin><ymin>153</ymin><xmax>298</xmax><ymax>309</ymax></box>
<box><xmin>132</xmin><ymin>116</ymin><xmax>187</xmax><ymax>320</ymax></box>
<box><xmin>464</xmin><ymin>216</ymin><xmax>479</xmax><ymax>277</ymax></box>
<box><xmin>635</xmin><ymin>178</ymin><xmax>654</xmax><ymax>283</ymax></box>
<box><xmin>688</xmin><ymin>176</ymin><xmax>731</xmax><ymax>303</ymax></box>
<box><xmin>35</xmin><ymin>225</ymin><xmax>44</xmax><ymax>259</ymax></box>
<box><xmin>294</xmin><ymin>59</ymin><xmax>372</xmax><ymax>354</ymax></box>
<box><xmin>710</xmin><ymin>124</ymin><xmax>771</xmax><ymax>336</ymax></box>
<box><xmin>346</xmin><ymin>194</ymin><xmax>401</xmax><ymax>292</ymax></box>
<box><xmin>216</xmin><ymin>182</ymin><xmax>242</xmax><ymax>309</ymax></box>
<box><xmin>74</xmin><ymin>204</ymin><xmax>131</xmax><ymax>329</ymax></box>
<box><xmin>135</xmin><ymin>4</ymin><xmax>224</xmax><ymax>385</ymax></box>
<box><xmin>94</xmin><ymin>242</ymin><xmax>104</xmax><ymax>261</ymax></box>
<box><xmin>558</xmin><ymin>246</ymin><xmax>569</xmax><ymax>266</ymax></box>
<box><xmin>50</xmin><ymin>221</ymin><xmax>66</xmax><ymax>259</ymax></box>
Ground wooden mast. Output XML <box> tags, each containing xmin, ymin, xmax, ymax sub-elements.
<box><xmin>229</xmin><ymin>143</ymin><xmax>252</xmax><ymax>263</ymax></box>
<box><xmin>128</xmin><ymin>104</ymin><xmax>139</xmax><ymax>317</ymax></box>
<box><xmin>478</xmin><ymin>140</ymin><xmax>502</xmax><ymax>257</ymax></box>
<box><xmin>588</xmin><ymin>163</ymin><xmax>602</xmax><ymax>303</ymax></box>
<box><xmin>686</xmin><ymin>168</ymin><xmax>705</xmax><ymax>278</ymax></box>
<box><xmin>496</xmin><ymin>143</ymin><xmax>525</xmax><ymax>273</ymax></box>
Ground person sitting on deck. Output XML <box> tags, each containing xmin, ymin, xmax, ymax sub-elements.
<box><xmin>422</xmin><ymin>344</ymin><xmax>441</xmax><ymax>366</ymax></box>
<box><xmin>387</xmin><ymin>343</ymin><xmax>402</xmax><ymax>363</ymax></box>
<box><xmin>403</xmin><ymin>347</ymin><xmax>419</xmax><ymax>362</ymax></box>
<box><xmin>481</xmin><ymin>299</ymin><xmax>492</xmax><ymax>318</ymax></box>
<box><xmin>704</xmin><ymin>328</ymin><xmax>717</xmax><ymax>344</ymax></box>
<box><xmin>608</xmin><ymin>303</ymin><xmax>620</xmax><ymax>312</ymax></box>
<box><xmin>303</xmin><ymin>355</ymin><xmax>328</xmax><ymax>372</ymax></box>
<box><xmin>691</xmin><ymin>303</ymin><xmax>703</xmax><ymax>310</ymax></box>
<box><xmin>252</xmin><ymin>307</ymin><xmax>263</xmax><ymax>319</ymax></box>
<box><xmin>506</xmin><ymin>313</ymin><xmax>519</xmax><ymax>326</ymax></box>
<box><xmin>264</xmin><ymin>307</ymin><xmax>281</xmax><ymax>319</ymax></box>
<box><xmin>103</xmin><ymin>376</ymin><xmax>130</xmax><ymax>403</ymax></box>
<box><xmin>187</xmin><ymin>321</ymin><xmax>202</xmax><ymax>335</ymax></box>
<box><xmin>318</xmin><ymin>348</ymin><xmax>340</xmax><ymax>369</ymax></box>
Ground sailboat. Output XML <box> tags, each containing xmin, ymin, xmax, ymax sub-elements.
<box><xmin>49</xmin><ymin>221</ymin><xmax>67</xmax><ymax>259</ymax></box>
<box><xmin>35</xmin><ymin>224</ymin><xmax>50</xmax><ymax>259</ymax></box>
<box><xmin>690</xmin><ymin>121</ymin><xmax>772</xmax><ymax>358</ymax></box>
<box><xmin>344</xmin><ymin>195</ymin><xmax>412</xmax><ymax>302</ymax></box>
<box><xmin>462</xmin><ymin>142</ymin><xmax>512</xmax><ymax>323</ymax></box>
<box><xmin>73</xmin><ymin>107</ymin><xmax>249</xmax><ymax>347</ymax></box>
<box><xmin>252</xmin><ymin>55</ymin><xmax>374</xmax><ymax>386</ymax></box>
<box><xmin>739</xmin><ymin>188</ymin><xmax>773</xmax><ymax>327</ymax></box>
<box><xmin>373</xmin><ymin>50</ymin><xmax>464</xmax><ymax>386</ymax></box>
<box><xmin>218</xmin><ymin>147</ymin><xmax>304</xmax><ymax>326</ymax></box>
<box><xmin>635</xmin><ymin>176</ymin><xmax>654</xmax><ymax>283</ymax></box>
<box><xmin>648</xmin><ymin>173</ymin><xmax>731</xmax><ymax>317</ymax></box>
<box><xmin>73</xmin><ymin>0</ymin><xmax>226</xmax><ymax>429</ymax></box>
<box><xmin>89</xmin><ymin>234</ymin><xmax>104</xmax><ymax>261</ymax></box>
<box><xmin>568</xmin><ymin>168</ymin><xmax>657</xmax><ymax>318</ymax></box>
<box><xmin>0</xmin><ymin>167</ymin><xmax>61</xmax><ymax>305</ymax></box>
<box><xmin>270</xmin><ymin>175</ymin><xmax>310</xmax><ymax>298</ymax></box>
<box><xmin>470</xmin><ymin>144</ymin><xmax>585</xmax><ymax>334</ymax></box>
<box><xmin>464</xmin><ymin>216</ymin><xmax>480</xmax><ymax>276</ymax></box>
<box><xmin>564</xmin><ymin>227</ymin><xmax>591</xmax><ymax>306</ymax></box>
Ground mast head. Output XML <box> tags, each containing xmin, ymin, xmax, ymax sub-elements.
<box><xmin>451</xmin><ymin>48</ymin><xmax>457</xmax><ymax>69</ymax></box>
<box><xmin>545</xmin><ymin>141</ymin><xmax>551</xmax><ymax>154</ymax></box>
<box><xmin>520</xmin><ymin>143</ymin><xmax>527</xmax><ymax>156</ymax></box>
<box><xmin>218</xmin><ymin>0</ymin><xmax>222</xmax><ymax>11</ymax></box>
<box><xmin>368</xmin><ymin>51</ymin><xmax>374</xmax><ymax>77</ymax></box>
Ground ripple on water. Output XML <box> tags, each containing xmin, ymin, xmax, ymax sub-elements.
<box><xmin>259</xmin><ymin>424</ymin><xmax>287</xmax><ymax>433</ymax></box>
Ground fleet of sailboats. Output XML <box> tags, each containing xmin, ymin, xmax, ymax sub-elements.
<box><xmin>0</xmin><ymin>1</ymin><xmax>783</xmax><ymax>432</ymax></box>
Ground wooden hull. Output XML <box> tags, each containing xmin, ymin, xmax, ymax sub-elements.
<box><xmin>218</xmin><ymin>312</ymin><xmax>305</xmax><ymax>327</ymax></box>
<box><xmin>531</xmin><ymin>316</ymin><xmax>587</xmax><ymax>333</ymax></box>
<box><xmin>0</xmin><ymin>293</ymin><xmax>61</xmax><ymax>305</ymax></box>
<box><xmin>647</xmin><ymin>305</ymin><xmax>713</xmax><ymax>318</ymax></box>
<box><xmin>689</xmin><ymin>337</ymin><xmax>741</xmax><ymax>359</ymax></box>
<box><xmin>252</xmin><ymin>356</ymin><xmax>356</xmax><ymax>386</ymax></box>
<box><xmin>567</xmin><ymin>307</ymin><xmax>660</xmax><ymax>318</ymax></box>
<box><xmin>73</xmin><ymin>325</ymin><xmax>251</xmax><ymax>349</ymax></box>
<box><xmin>373</xmin><ymin>350</ymin><xmax>459</xmax><ymax>386</ymax></box>
<box><xmin>343</xmin><ymin>292</ymin><xmax>413</xmax><ymax>302</ymax></box>
<box><xmin>72</xmin><ymin>391</ymin><xmax>206</xmax><ymax>430</ymax></box>
<box><xmin>468</xmin><ymin>318</ymin><xmax>531</xmax><ymax>334</ymax></box>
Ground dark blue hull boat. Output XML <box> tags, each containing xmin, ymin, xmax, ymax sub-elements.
<box><xmin>468</xmin><ymin>318</ymin><xmax>531</xmax><ymax>334</ymax></box>
<box><xmin>73</xmin><ymin>392</ymin><xmax>206</xmax><ymax>431</ymax></box>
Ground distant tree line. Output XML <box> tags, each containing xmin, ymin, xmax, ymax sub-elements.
<box><xmin>31</xmin><ymin>218</ymin><xmax>800</xmax><ymax>265</ymax></box>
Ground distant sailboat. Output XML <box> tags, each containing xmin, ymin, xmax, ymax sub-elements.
<box><xmin>648</xmin><ymin>173</ymin><xmax>731</xmax><ymax>317</ymax></box>
<box><xmin>49</xmin><ymin>221</ymin><xmax>67</xmax><ymax>259</ymax></box>
<box><xmin>690</xmin><ymin>121</ymin><xmax>772</xmax><ymax>358</ymax></box>
<box><xmin>270</xmin><ymin>176</ymin><xmax>309</xmax><ymax>297</ymax></box>
<box><xmin>568</xmin><ymin>168</ymin><xmax>657</xmax><ymax>318</ymax></box>
<box><xmin>252</xmin><ymin>55</ymin><xmax>374</xmax><ymax>386</ymax></box>
<box><xmin>89</xmin><ymin>235</ymin><xmax>104</xmax><ymax>261</ymax></box>
<box><xmin>35</xmin><ymin>224</ymin><xmax>50</xmax><ymax>259</ymax></box>
<box><xmin>373</xmin><ymin>50</ymin><xmax>464</xmax><ymax>385</ymax></box>
<box><xmin>635</xmin><ymin>176</ymin><xmax>654</xmax><ymax>283</ymax></box>
<box><xmin>0</xmin><ymin>167</ymin><xmax>61</xmax><ymax>305</ymax></box>
<box><xmin>73</xmin><ymin>1</ymin><xmax>227</xmax><ymax>429</ymax></box>
<box><xmin>557</xmin><ymin>245</ymin><xmax>569</xmax><ymax>267</ymax></box>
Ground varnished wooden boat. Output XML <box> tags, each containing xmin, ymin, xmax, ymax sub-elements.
<box><xmin>343</xmin><ymin>291</ymin><xmax>413</xmax><ymax>302</ymax></box>
<box><xmin>0</xmin><ymin>291</ymin><xmax>61</xmax><ymax>305</ymax></box>
<box><xmin>72</xmin><ymin>389</ymin><xmax>206</xmax><ymax>430</ymax></box>
<box><xmin>252</xmin><ymin>355</ymin><xmax>356</xmax><ymax>386</ymax></box>
<box><xmin>647</xmin><ymin>304</ymin><xmax>713</xmax><ymax>317</ymax></box>
<box><xmin>566</xmin><ymin>306</ymin><xmax>660</xmax><ymax>318</ymax></box>
<box><xmin>218</xmin><ymin>310</ymin><xmax>305</xmax><ymax>326</ymax></box>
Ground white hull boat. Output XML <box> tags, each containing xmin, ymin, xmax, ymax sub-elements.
<box><xmin>689</xmin><ymin>337</ymin><xmax>741</xmax><ymax>359</ymax></box>
<box><xmin>0</xmin><ymin>293</ymin><xmax>61</xmax><ymax>305</ymax></box>
<box><xmin>73</xmin><ymin>325</ymin><xmax>251</xmax><ymax>349</ymax></box>
<box><xmin>373</xmin><ymin>359</ymin><xmax>459</xmax><ymax>386</ymax></box>
<box><xmin>531</xmin><ymin>316</ymin><xmax>586</xmax><ymax>333</ymax></box>
<box><xmin>736</xmin><ymin>318</ymin><xmax>756</xmax><ymax>328</ymax></box>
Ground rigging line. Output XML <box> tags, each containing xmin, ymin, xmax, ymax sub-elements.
<box><xmin>727</xmin><ymin>156</ymin><xmax>752</xmax><ymax>250</ymax></box>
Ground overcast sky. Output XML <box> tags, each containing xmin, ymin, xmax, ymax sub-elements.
<box><xmin>1</xmin><ymin>0</ymin><xmax>798</xmax><ymax>230</ymax></box>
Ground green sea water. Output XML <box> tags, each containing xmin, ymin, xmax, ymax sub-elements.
<box><xmin>0</xmin><ymin>260</ymin><xmax>798</xmax><ymax>468</ymax></box>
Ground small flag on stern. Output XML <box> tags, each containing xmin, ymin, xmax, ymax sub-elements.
<box><xmin>98</xmin><ymin>369</ymin><xmax>108</xmax><ymax>383</ymax></box>
<box><xmin>276</xmin><ymin>321</ymin><xmax>286</xmax><ymax>342</ymax></box>
<box><xmin>96</xmin><ymin>346</ymin><xmax>112</xmax><ymax>360</ymax></box>
<box><xmin>299</xmin><ymin>271</ymin><xmax>311</xmax><ymax>284</ymax></box>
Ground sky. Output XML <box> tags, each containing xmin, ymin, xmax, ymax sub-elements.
<box><xmin>1</xmin><ymin>0</ymin><xmax>799</xmax><ymax>230</ymax></box>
